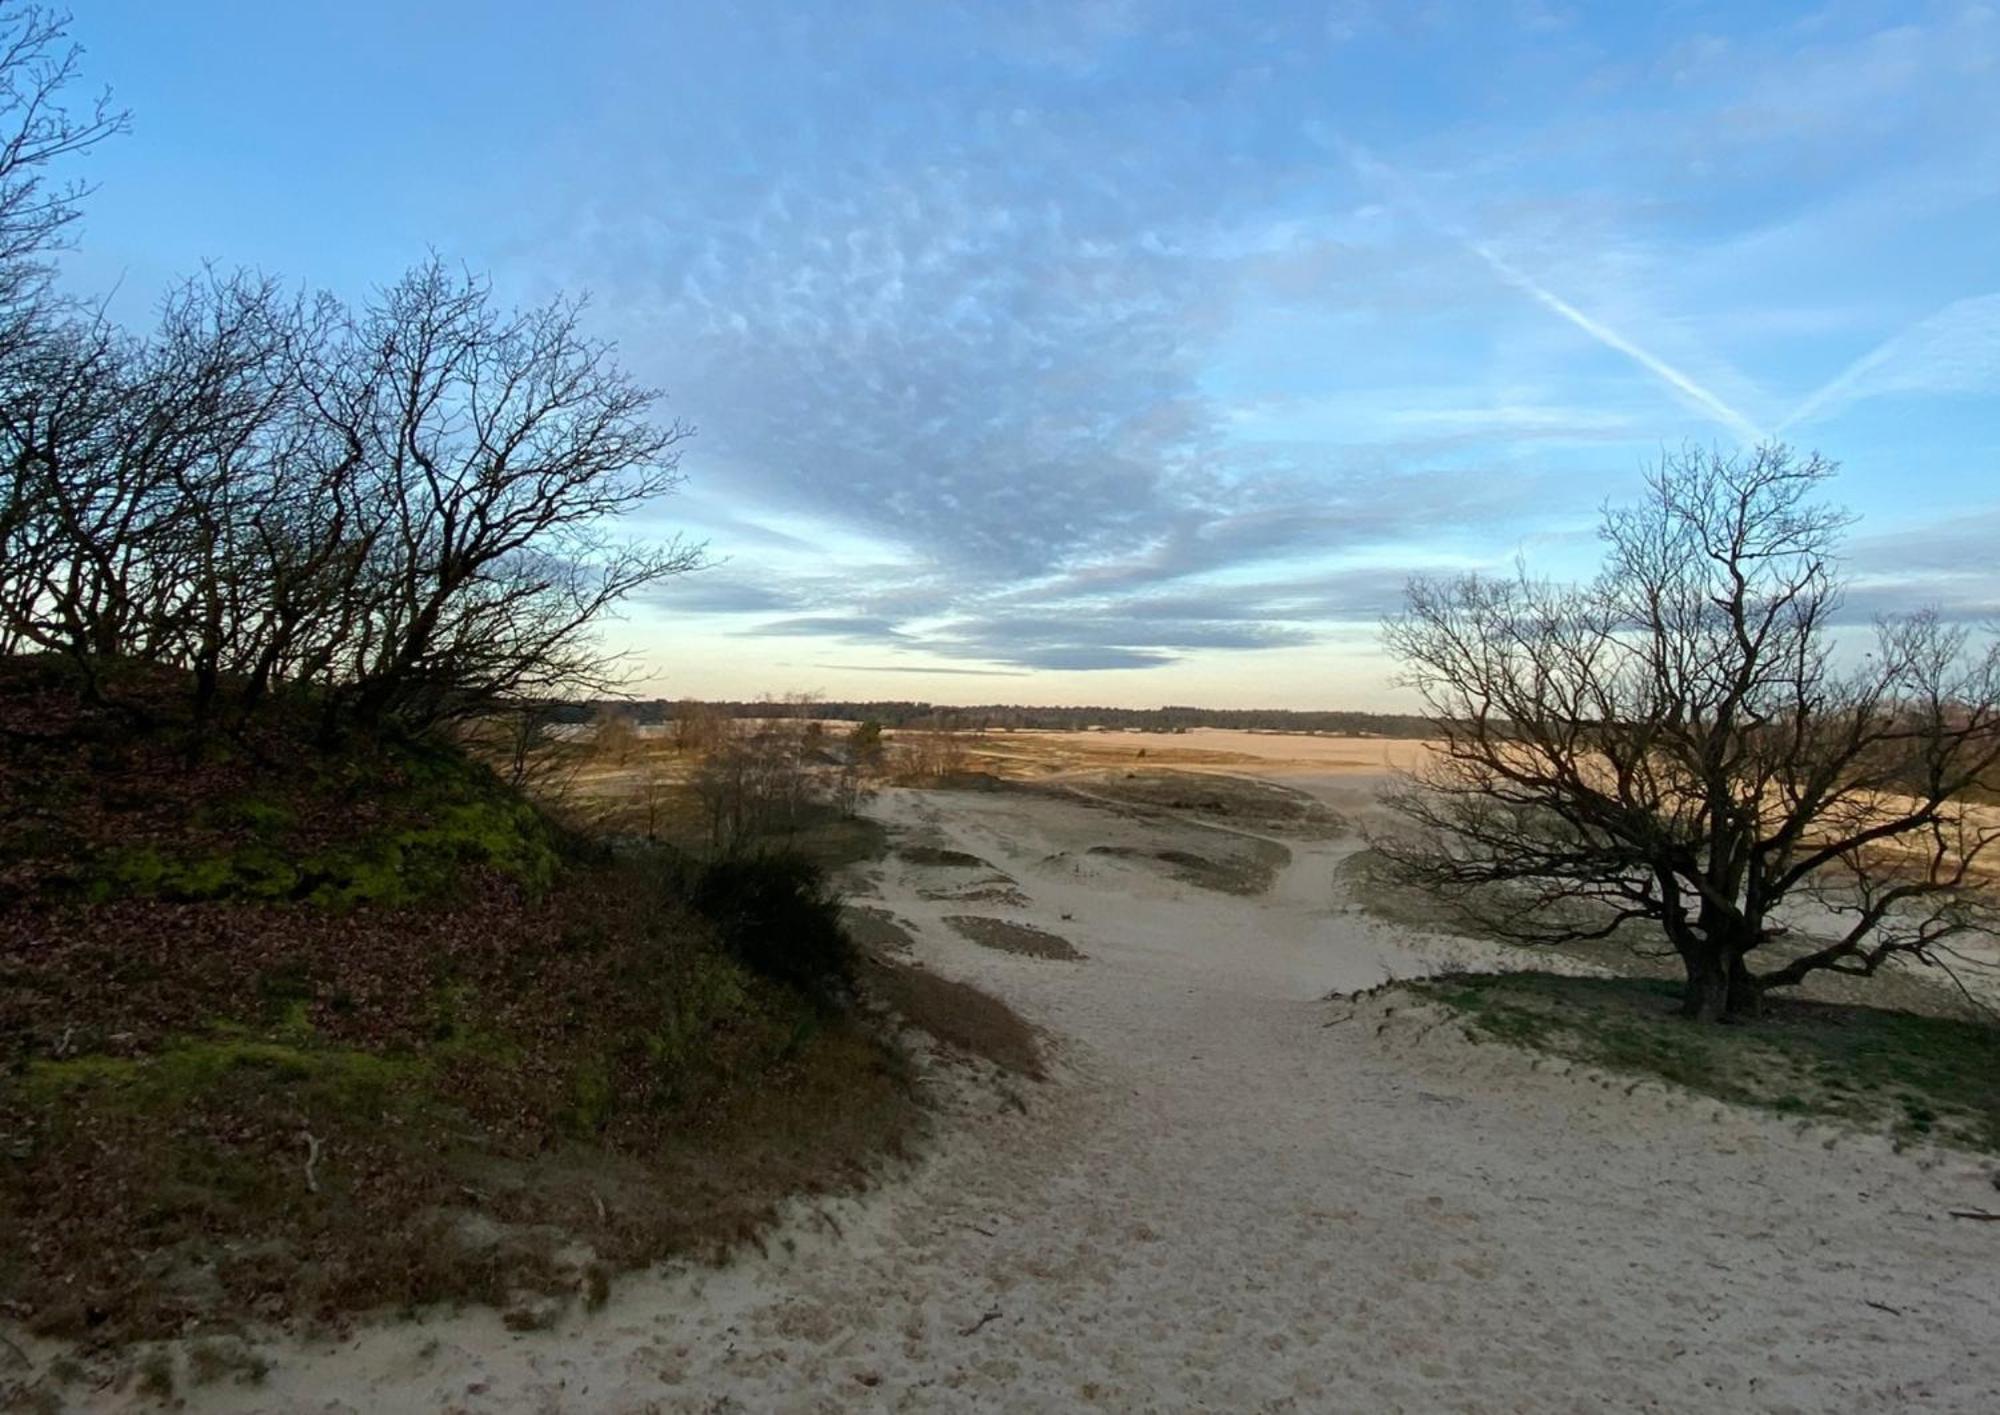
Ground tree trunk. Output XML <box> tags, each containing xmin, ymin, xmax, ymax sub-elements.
<box><xmin>1726</xmin><ymin>952</ymin><xmax>1763</xmax><ymax>1019</ymax></box>
<box><xmin>1679</xmin><ymin>939</ymin><xmax>1761</xmax><ymax>1022</ymax></box>
<box><xmin>1680</xmin><ymin>946</ymin><xmax>1731</xmax><ymax>1022</ymax></box>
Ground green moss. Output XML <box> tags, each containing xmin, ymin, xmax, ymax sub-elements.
<box><xmin>89</xmin><ymin>841</ymin><xmax>304</xmax><ymax>903</ymax></box>
<box><xmin>18</xmin><ymin>1034</ymin><xmax>422</xmax><ymax>1116</ymax></box>
<box><xmin>100</xmin><ymin>846</ymin><xmax>235</xmax><ymax>899</ymax></box>
<box><xmin>195</xmin><ymin>797</ymin><xmax>296</xmax><ymax>836</ymax></box>
<box><xmin>83</xmin><ymin>761</ymin><xmax>560</xmax><ymax>908</ymax></box>
<box><xmin>568</xmin><ymin>1057</ymin><xmax>615</xmax><ymax>1134</ymax></box>
<box><xmin>293</xmin><ymin>786</ymin><xmax>559</xmax><ymax>906</ymax></box>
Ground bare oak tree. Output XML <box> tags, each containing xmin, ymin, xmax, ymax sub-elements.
<box><xmin>1380</xmin><ymin>446</ymin><xmax>2000</xmax><ymax>1022</ymax></box>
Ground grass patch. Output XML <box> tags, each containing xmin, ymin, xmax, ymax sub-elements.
<box><xmin>942</xmin><ymin>915</ymin><xmax>1083</xmax><ymax>961</ymax></box>
<box><xmin>1062</xmin><ymin>770</ymin><xmax>1346</xmax><ymax>839</ymax></box>
<box><xmin>898</xmin><ymin>845</ymin><xmax>989</xmax><ymax>868</ymax></box>
<box><xmin>19</xmin><ymin>1032</ymin><xmax>419</xmax><ymax>1115</ymax></box>
<box><xmin>842</xmin><ymin>905</ymin><xmax>917</xmax><ymax>955</ymax></box>
<box><xmin>779</xmin><ymin>807</ymin><xmax>890</xmax><ymax>872</ymax></box>
<box><xmin>1341</xmin><ymin>849</ymin><xmax>1984</xmax><ymax>1020</ymax></box>
<box><xmin>1085</xmin><ymin>839</ymin><xmax>1289</xmax><ymax>896</ymax></box>
<box><xmin>1412</xmin><ymin>971</ymin><xmax>2000</xmax><ymax>1154</ymax></box>
<box><xmin>863</xmin><ymin>957</ymin><xmax>1045</xmax><ymax>1080</ymax></box>
<box><xmin>186</xmin><ymin>1337</ymin><xmax>273</xmax><ymax>1387</ymax></box>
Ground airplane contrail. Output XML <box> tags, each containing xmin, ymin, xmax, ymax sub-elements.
<box><xmin>1334</xmin><ymin>136</ymin><xmax>1767</xmax><ymax>445</ymax></box>
<box><xmin>1778</xmin><ymin>292</ymin><xmax>2000</xmax><ymax>433</ymax></box>
<box><xmin>1777</xmin><ymin>341</ymin><xmax>1897</xmax><ymax>434</ymax></box>
<box><xmin>1465</xmin><ymin>240</ymin><xmax>1768</xmax><ymax>444</ymax></box>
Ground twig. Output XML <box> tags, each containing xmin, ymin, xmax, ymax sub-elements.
<box><xmin>964</xmin><ymin>1223</ymin><xmax>996</xmax><ymax>1237</ymax></box>
<box><xmin>1919</xmin><ymin>944</ymin><xmax>2000</xmax><ymax>1022</ymax></box>
<box><xmin>301</xmin><ymin>1131</ymin><xmax>323</xmax><ymax>1194</ymax></box>
<box><xmin>1863</xmin><ymin>1299</ymin><xmax>1904</xmax><ymax>1316</ymax></box>
<box><xmin>590</xmin><ymin>1187</ymin><xmax>608</xmax><ymax>1223</ymax></box>
<box><xmin>957</xmin><ymin>1307</ymin><xmax>1002</xmax><ymax>1337</ymax></box>
<box><xmin>1947</xmin><ymin>1208</ymin><xmax>2000</xmax><ymax>1221</ymax></box>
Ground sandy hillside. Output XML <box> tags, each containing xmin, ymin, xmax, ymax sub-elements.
<box><xmin>172</xmin><ymin>745</ymin><xmax>2000</xmax><ymax>1413</ymax></box>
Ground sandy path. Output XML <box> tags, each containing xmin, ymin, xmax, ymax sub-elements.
<box><xmin>187</xmin><ymin>776</ymin><xmax>2000</xmax><ymax>1413</ymax></box>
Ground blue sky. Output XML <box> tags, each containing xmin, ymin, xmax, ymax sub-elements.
<box><xmin>63</xmin><ymin>1</ymin><xmax>2000</xmax><ymax>708</ymax></box>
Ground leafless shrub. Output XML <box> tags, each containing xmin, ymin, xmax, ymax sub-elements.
<box><xmin>670</xmin><ymin>697</ymin><xmax>725</xmax><ymax>755</ymax></box>
<box><xmin>684</xmin><ymin>694</ymin><xmax>874</xmax><ymax>855</ymax></box>
<box><xmin>591</xmin><ymin>705</ymin><xmax>642</xmax><ymax>767</ymax></box>
<box><xmin>896</xmin><ymin>714</ymin><xmax>969</xmax><ymax>781</ymax></box>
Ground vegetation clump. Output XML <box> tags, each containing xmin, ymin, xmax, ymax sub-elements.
<box><xmin>684</xmin><ymin>850</ymin><xmax>857</xmax><ymax>1006</ymax></box>
<box><xmin>942</xmin><ymin>915</ymin><xmax>1084</xmax><ymax>961</ymax></box>
<box><xmin>863</xmin><ymin>956</ymin><xmax>1044</xmax><ymax>1080</ymax></box>
<box><xmin>1069</xmin><ymin>769</ymin><xmax>1347</xmax><ymax>839</ymax></box>
<box><xmin>1085</xmin><ymin>841</ymin><xmax>1288</xmax><ymax>896</ymax></box>
<box><xmin>0</xmin><ymin>655</ymin><xmax>561</xmax><ymax>910</ymax></box>
<box><xmin>0</xmin><ymin>662</ymin><xmax>916</xmax><ymax>1346</ymax></box>
<box><xmin>1413</xmin><ymin>971</ymin><xmax>2000</xmax><ymax>1154</ymax></box>
<box><xmin>898</xmin><ymin>845</ymin><xmax>990</xmax><ymax>868</ymax></box>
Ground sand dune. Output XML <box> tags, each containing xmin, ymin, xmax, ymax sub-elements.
<box><xmin>186</xmin><ymin>751</ymin><xmax>2000</xmax><ymax>1413</ymax></box>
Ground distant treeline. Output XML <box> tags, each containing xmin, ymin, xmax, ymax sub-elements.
<box><xmin>559</xmin><ymin>699</ymin><xmax>1436</xmax><ymax>738</ymax></box>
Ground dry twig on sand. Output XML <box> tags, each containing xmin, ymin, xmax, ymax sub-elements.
<box><xmin>958</xmin><ymin>1308</ymin><xmax>1003</xmax><ymax>1337</ymax></box>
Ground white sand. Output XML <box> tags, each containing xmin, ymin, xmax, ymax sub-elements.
<box><xmin>164</xmin><ymin>761</ymin><xmax>2000</xmax><ymax>1412</ymax></box>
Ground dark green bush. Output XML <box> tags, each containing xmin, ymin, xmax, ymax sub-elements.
<box><xmin>684</xmin><ymin>851</ymin><xmax>854</xmax><ymax>1006</ymax></box>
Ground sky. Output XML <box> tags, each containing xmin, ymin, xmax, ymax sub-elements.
<box><xmin>58</xmin><ymin>1</ymin><xmax>2000</xmax><ymax>709</ymax></box>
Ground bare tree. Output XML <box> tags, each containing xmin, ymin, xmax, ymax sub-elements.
<box><xmin>683</xmin><ymin>694</ymin><xmax>864</xmax><ymax>855</ymax></box>
<box><xmin>897</xmin><ymin>713</ymin><xmax>969</xmax><ymax>781</ymax></box>
<box><xmin>305</xmin><ymin>260</ymin><xmax>702</xmax><ymax>732</ymax></box>
<box><xmin>1</xmin><ymin>257</ymin><xmax>703</xmax><ymax>737</ymax></box>
<box><xmin>485</xmin><ymin>698</ymin><xmax>577</xmax><ymax>794</ymax></box>
<box><xmin>689</xmin><ymin>716</ymin><xmax>755</xmax><ymax>853</ymax></box>
<box><xmin>0</xmin><ymin>9</ymin><xmax>705</xmax><ymax>752</ymax></box>
<box><xmin>670</xmin><ymin>697</ymin><xmax>722</xmax><ymax>755</ymax></box>
<box><xmin>590</xmin><ymin>703</ymin><xmax>640</xmax><ymax>766</ymax></box>
<box><xmin>1380</xmin><ymin>445</ymin><xmax>2000</xmax><ymax>1022</ymax></box>
<box><xmin>0</xmin><ymin>3</ymin><xmax>125</xmax><ymax>368</ymax></box>
<box><xmin>0</xmin><ymin>4</ymin><xmax>124</xmax><ymax>258</ymax></box>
